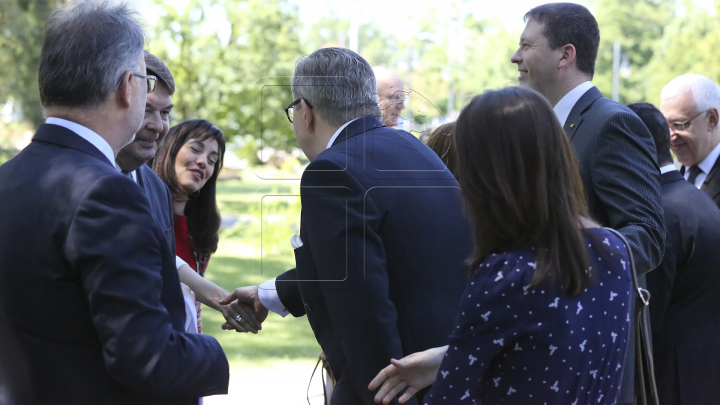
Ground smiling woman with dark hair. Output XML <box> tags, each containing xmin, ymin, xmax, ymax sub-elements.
<box><xmin>153</xmin><ymin>119</ymin><xmax>233</xmax><ymax>333</ymax></box>
<box><xmin>370</xmin><ymin>87</ymin><xmax>634</xmax><ymax>405</ymax></box>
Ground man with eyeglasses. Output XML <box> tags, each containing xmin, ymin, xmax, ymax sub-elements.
<box><xmin>0</xmin><ymin>2</ymin><xmax>228</xmax><ymax>404</ymax></box>
<box><xmin>660</xmin><ymin>74</ymin><xmax>720</xmax><ymax>209</ymax></box>
<box><xmin>372</xmin><ymin>66</ymin><xmax>406</xmax><ymax>127</ymax></box>
<box><xmin>224</xmin><ymin>48</ymin><xmax>468</xmax><ymax>405</ymax></box>
<box><xmin>628</xmin><ymin>101</ymin><xmax>720</xmax><ymax>405</ymax></box>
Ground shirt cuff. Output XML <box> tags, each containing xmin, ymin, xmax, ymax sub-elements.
<box><xmin>258</xmin><ymin>278</ymin><xmax>290</xmax><ymax>318</ymax></box>
<box><xmin>176</xmin><ymin>255</ymin><xmax>188</xmax><ymax>270</ymax></box>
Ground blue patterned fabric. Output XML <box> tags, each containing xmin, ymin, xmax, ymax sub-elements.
<box><xmin>425</xmin><ymin>227</ymin><xmax>633</xmax><ymax>405</ymax></box>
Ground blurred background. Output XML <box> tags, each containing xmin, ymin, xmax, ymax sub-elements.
<box><xmin>1</xmin><ymin>0</ymin><xmax>717</xmax><ymax>402</ymax></box>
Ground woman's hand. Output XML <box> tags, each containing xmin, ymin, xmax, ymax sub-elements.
<box><xmin>368</xmin><ymin>345</ymin><xmax>448</xmax><ymax>404</ymax></box>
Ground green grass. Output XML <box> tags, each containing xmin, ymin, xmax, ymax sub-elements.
<box><xmin>201</xmin><ymin>169</ymin><xmax>321</xmax><ymax>367</ymax></box>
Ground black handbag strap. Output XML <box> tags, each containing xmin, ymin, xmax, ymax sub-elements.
<box><xmin>604</xmin><ymin>227</ymin><xmax>659</xmax><ymax>405</ymax></box>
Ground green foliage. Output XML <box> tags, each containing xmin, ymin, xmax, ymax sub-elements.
<box><xmin>147</xmin><ymin>0</ymin><xmax>303</xmax><ymax>149</ymax></box>
<box><xmin>0</xmin><ymin>0</ymin><xmax>58</xmax><ymax>127</ymax></box>
<box><xmin>0</xmin><ymin>141</ymin><xmax>16</xmax><ymax>164</ymax></box>
<box><xmin>642</xmin><ymin>1</ymin><xmax>720</xmax><ymax>105</ymax></box>
<box><xmin>397</xmin><ymin>7</ymin><xmax>519</xmax><ymax>124</ymax></box>
<box><xmin>594</xmin><ymin>0</ymin><xmax>674</xmax><ymax>104</ymax></box>
<box><xmin>302</xmin><ymin>17</ymin><xmax>401</xmax><ymax>67</ymax></box>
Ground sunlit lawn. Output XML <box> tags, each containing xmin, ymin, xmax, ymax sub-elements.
<box><xmin>201</xmin><ymin>168</ymin><xmax>321</xmax><ymax>368</ymax></box>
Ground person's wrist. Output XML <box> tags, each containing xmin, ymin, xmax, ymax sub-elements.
<box><xmin>209</xmin><ymin>290</ymin><xmax>229</xmax><ymax>311</ymax></box>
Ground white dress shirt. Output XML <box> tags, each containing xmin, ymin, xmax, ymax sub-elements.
<box><xmin>684</xmin><ymin>141</ymin><xmax>720</xmax><ymax>188</ymax></box>
<box><xmin>46</xmin><ymin>117</ymin><xmax>115</xmax><ymax>166</ymax></box>
<box><xmin>660</xmin><ymin>164</ymin><xmax>678</xmax><ymax>175</ymax></box>
<box><xmin>258</xmin><ymin>118</ymin><xmax>360</xmax><ymax>317</ymax></box>
<box><xmin>553</xmin><ymin>81</ymin><xmax>594</xmax><ymax>127</ymax></box>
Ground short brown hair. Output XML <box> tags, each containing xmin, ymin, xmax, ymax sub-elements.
<box><xmin>425</xmin><ymin>122</ymin><xmax>459</xmax><ymax>179</ymax></box>
<box><xmin>144</xmin><ymin>50</ymin><xmax>175</xmax><ymax>95</ymax></box>
<box><xmin>456</xmin><ymin>86</ymin><xmax>594</xmax><ymax>296</ymax></box>
<box><xmin>524</xmin><ymin>3</ymin><xmax>600</xmax><ymax>77</ymax></box>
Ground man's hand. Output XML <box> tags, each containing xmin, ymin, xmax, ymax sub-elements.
<box><xmin>368</xmin><ymin>345</ymin><xmax>448</xmax><ymax>404</ymax></box>
<box><xmin>218</xmin><ymin>286</ymin><xmax>269</xmax><ymax>333</ymax></box>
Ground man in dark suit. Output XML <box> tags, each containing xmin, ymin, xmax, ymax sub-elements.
<box><xmin>628</xmin><ymin>102</ymin><xmax>720</xmax><ymax>405</ymax></box>
<box><xmin>223</xmin><ymin>48</ymin><xmax>468</xmax><ymax>405</ymax></box>
<box><xmin>659</xmin><ymin>74</ymin><xmax>720</xmax><ymax>209</ymax></box>
<box><xmin>115</xmin><ymin>51</ymin><xmax>247</xmax><ymax>334</ymax></box>
<box><xmin>511</xmin><ymin>4</ymin><xmax>665</xmax><ymax>404</ymax></box>
<box><xmin>115</xmin><ymin>51</ymin><xmax>176</xmax><ymax>250</ymax></box>
<box><xmin>0</xmin><ymin>2</ymin><xmax>228</xmax><ymax>404</ymax></box>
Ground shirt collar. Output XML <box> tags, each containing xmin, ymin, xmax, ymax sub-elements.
<box><xmin>45</xmin><ymin>117</ymin><xmax>115</xmax><ymax>166</ymax></box>
<box><xmin>660</xmin><ymin>164</ymin><xmax>678</xmax><ymax>174</ymax></box>
<box><xmin>553</xmin><ymin>81</ymin><xmax>594</xmax><ymax>126</ymax></box>
<box><xmin>697</xmin><ymin>140</ymin><xmax>720</xmax><ymax>175</ymax></box>
<box><xmin>326</xmin><ymin>118</ymin><xmax>361</xmax><ymax>149</ymax></box>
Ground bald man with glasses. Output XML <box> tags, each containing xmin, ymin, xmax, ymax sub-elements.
<box><xmin>660</xmin><ymin>74</ymin><xmax>720</xmax><ymax>209</ymax></box>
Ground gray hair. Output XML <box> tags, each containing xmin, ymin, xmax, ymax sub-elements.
<box><xmin>661</xmin><ymin>73</ymin><xmax>720</xmax><ymax>113</ymax></box>
<box><xmin>38</xmin><ymin>0</ymin><xmax>145</xmax><ymax>109</ymax></box>
<box><xmin>291</xmin><ymin>48</ymin><xmax>381</xmax><ymax>127</ymax></box>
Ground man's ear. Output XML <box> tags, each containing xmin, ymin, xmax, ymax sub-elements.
<box><xmin>115</xmin><ymin>71</ymin><xmax>133</xmax><ymax>108</ymax></box>
<box><xmin>707</xmin><ymin>108</ymin><xmax>719</xmax><ymax>131</ymax></box>
<box><xmin>302</xmin><ymin>99</ymin><xmax>315</xmax><ymax>133</ymax></box>
<box><xmin>558</xmin><ymin>44</ymin><xmax>577</xmax><ymax>70</ymax></box>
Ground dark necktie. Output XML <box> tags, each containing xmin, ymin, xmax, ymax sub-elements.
<box><xmin>686</xmin><ymin>165</ymin><xmax>702</xmax><ymax>186</ymax></box>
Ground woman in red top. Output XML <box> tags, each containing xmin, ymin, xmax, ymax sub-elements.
<box><xmin>154</xmin><ymin>119</ymin><xmax>259</xmax><ymax>334</ymax></box>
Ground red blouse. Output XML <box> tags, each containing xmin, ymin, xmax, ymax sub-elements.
<box><xmin>174</xmin><ymin>214</ymin><xmax>196</xmax><ymax>271</ymax></box>
<box><xmin>174</xmin><ymin>214</ymin><xmax>210</xmax><ymax>333</ymax></box>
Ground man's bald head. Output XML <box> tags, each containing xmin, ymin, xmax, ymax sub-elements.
<box><xmin>373</xmin><ymin>66</ymin><xmax>405</xmax><ymax>127</ymax></box>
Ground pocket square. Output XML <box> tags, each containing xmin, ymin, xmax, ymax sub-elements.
<box><xmin>290</xmin><ymin>234</ymin><xmax>303</xmax><ymax>249</ymax></box>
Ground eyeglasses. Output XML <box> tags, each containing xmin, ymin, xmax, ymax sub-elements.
<box><xmin>668</xmin><ymin>109</ymin><xmax>709</xmax><ymax>133</ymax></box>
<box><xmin>387</xmin><ymin>91</ymin><xmax>407</xmax><ymax>104</ymax></box>
<box><xmin>284</xmin><ymin>98</ymin><xmax>313</xmax><ymax>123</ymax></box>
<box><xmin>116</xmin><ymin>72</ymin><xmax>158</xmax><ymax>93</ymax></box>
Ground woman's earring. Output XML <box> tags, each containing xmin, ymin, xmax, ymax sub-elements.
<box><xmin>189</xmin><ymin>190</ymin><xmax>201</xmax><ymax>198</ymax></box>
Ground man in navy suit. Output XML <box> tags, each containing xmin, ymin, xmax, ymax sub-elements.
<box><xmin>628</xmin><ymin>102</ymin><xmax>720</xmax><ymax>405</ymax></box>
<box><xmin>511</xmin><ymin>4</ymin><xmax>665</xmax><ymax>403</ymax></box>
<box><xmin>223</xmin><ymin>48</ymin><xmax>468</xmax><ymax>405</ymax></box>
<box><xmin>0</xmin><ymin>2</ymin><xmax>228</xmax><ymax>404</ymax></box>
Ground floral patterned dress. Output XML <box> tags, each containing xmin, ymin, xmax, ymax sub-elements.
<box><xmin>424</xmin><ymin>228</ymin><xmax>633</xmax><ymax>405</ymax></box>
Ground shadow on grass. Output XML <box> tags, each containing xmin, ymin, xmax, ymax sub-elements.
<box><xmin>201</xmin><ymin>249</ymin><xmax>321</xmax><ymax>366</ymax></box>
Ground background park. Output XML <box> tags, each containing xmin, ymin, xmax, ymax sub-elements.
<box><xmin>1</xmin><ymin>0</ymin><xmax>718</xmax><ymax>402</ymax></box>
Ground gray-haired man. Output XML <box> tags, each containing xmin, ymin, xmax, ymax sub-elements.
<box><xmin>223</xmin><ymin>48</ymin><xmax>468</xmax><ymax>405</ymax></box>
<box><xmin>0</xmin><ymin>2</ymin><xmax>228</xmax><ymax>404</ymax></box>
<box><xmin>372</xmin><ymin>66</ymin><xmax>406</xmax><ymax>127</ymax></box>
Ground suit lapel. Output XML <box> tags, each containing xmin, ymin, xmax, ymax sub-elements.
<box><xmin>32</xmin><ymin>124</ymin><xmax>114</xmax><ymax>168</ymax></box>
<box><xmin>135</xmin><ymin>165</ymin><xmax>146</xmax><ymax>190</ymax></box>
<box><xmin>701</xmin><ymin>155</ymin><xmax>720</xmax><ymax>197</ymax></box>
<box><xmin>563</xmin><ymin>87</ymin><xmax>603</xmax><ymax>141</ymax></box>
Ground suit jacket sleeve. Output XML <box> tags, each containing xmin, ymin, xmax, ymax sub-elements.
<box><xmin>64</xmin><ymin>174</ymin><xmax>229</xmax><ymax>398</ymax></box>
<box><xmin>591</xmin><ymin>112</ymin><xmax>665</xmax><ymax>275</ymax></box>
<box><xmin>296</xmin><ymin>157</ymin><xmax>412</xmax><ymax>405</ymax></box>
<box><xmin>276</xmin><ymin>268</ymin><xmax>305</xmax><ymax>316</ymax></box>
<box><xmin>646</xmin><ymin>206</ymin><xmax>681</xmax><ymax>336</ymax></box>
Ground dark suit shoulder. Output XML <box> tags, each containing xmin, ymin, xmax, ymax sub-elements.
<box><xmin>138</xmin><ymin>164</ymin><xmax>167</xmax><ymax>189</ymax></box>
<box><xmin>663</xmin><ymin>176</ymin><xmax>720</xmax><ymax>219</ymax></box>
